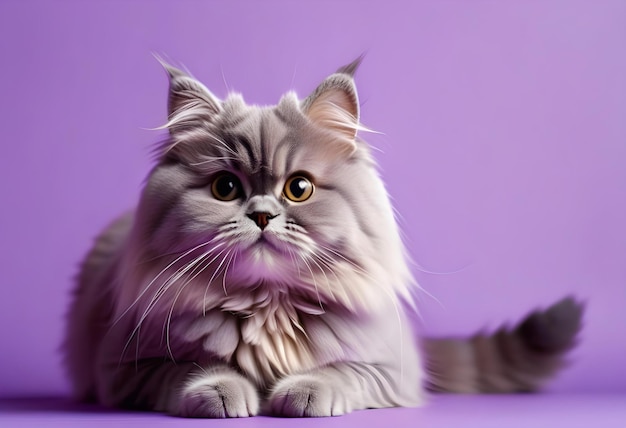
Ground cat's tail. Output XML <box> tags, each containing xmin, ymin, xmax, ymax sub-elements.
<box><xmin>422</xmin><ymin>297</ymin><xmax>583</xmax><ymax>393</ymax></box>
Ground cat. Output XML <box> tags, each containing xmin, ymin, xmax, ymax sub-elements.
<box><xmin>64</xmin><ymin>58</ymin><xmax>582</xmax><ymax>418</ymax></box>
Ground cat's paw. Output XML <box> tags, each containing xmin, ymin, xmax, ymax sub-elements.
<box><xmin>177</xmin><ymin>372</ymin><xmax>259</xmax><ymax>418</ymax></box>
<box><xmin>268</xmin><ymin>374</ymin><xmax>351</xmax><ymax>417</ymax></box>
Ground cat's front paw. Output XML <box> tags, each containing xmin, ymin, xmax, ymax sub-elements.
<box><xmin>178</xmin><ymin>372</ymin><xmax>259</xmax><ymax>418</ymax></box>
<box><xmin>268</xmin><ymin>374</ymin><xmax>351</xmax><ymax>417</ymax></box>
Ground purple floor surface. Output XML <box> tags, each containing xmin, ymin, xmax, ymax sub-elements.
<box><xmin>1</xmin><ymin>394</ymin><xmax>624</xmax><ymax>428</ymax></box>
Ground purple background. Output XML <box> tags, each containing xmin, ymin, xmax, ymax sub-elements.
<box><xmin>2</xmin><ymin>395</ymin><xmax>625</xmax><ymax>427</ymax></box>
<box><xmin>0</xmin><ymin>0</ymin><xmax>624</xmax><ymax>400</ymax></box>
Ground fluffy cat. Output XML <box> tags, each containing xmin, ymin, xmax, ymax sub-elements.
<box><xmin>64</xmin><ymin>59</ymin><xmax>582</xmax><ymax>417</ymax></box>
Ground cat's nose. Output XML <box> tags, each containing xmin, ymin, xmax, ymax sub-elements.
<box><xmin>247</xmin><ymin>212</ymin><xmax>277</xmax><ymax>230</ymax></box>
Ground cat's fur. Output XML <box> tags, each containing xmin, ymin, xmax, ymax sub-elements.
<box><xmin>64</xmin><ymin>59</ymin><xmax>582</xmax><ymax>417</ymax></box>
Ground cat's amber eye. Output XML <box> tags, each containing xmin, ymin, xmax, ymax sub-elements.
<box><xmin>211</xmin><ymin>173</ymin><xmax>242</xmax><ymax>201</ymax></box>
<box><xmin>283</xmin><ymin>175</ymin><xmax>314</xmax><ymax>202</ymax></box>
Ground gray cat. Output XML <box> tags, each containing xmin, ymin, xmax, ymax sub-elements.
<box><xmin>64</xmin><ymin>59</ymin><xmax>582</xmax><ymax>417</ymax></box>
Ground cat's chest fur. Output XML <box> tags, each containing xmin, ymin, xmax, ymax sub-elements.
<box><xmin>172</xmin><ymin>285</ymin><xmax>353</xmax><ymax>388</ymax></box>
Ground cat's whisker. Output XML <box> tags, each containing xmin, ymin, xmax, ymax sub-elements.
<box><xmin>411</xmin><ymin>260</ymin><xmax>473</xmax><ymax>277</ymax></box>
<box><xmin>114</xmin><ymin>241</ymin><xmax>222</xmax><ymax>363</ymax></box>
<box><xmin>163</xmin><ymin>253</ymin><xmax>214</xmax><ymax>361</ymax></box>
<box><xmin>141</xmin><ymin>243</ymin><xmax>224</xmax><ymax>324</ymax></box>
<box><xmin>192</xmin><ymin>362</ymin><xmax>209</xmax><ymax>376</ymax></box>
<box><xmin>312</xmin><ymin>252</ymin><xmax>342</xmax><ymax>290</ymax></box>
<box><xmin>317</xmin><ymin>245</ymin><xmax>379</xmax><ymax>286</ymax></box>
<box><xmin>366</xmin><ymin>143</ymin><xmax>384</xmax><ymax>154</ymax></box>
<box><xmin>122</xmin><ymin>249</ymin><xmax>215</xmax><ymax>363</ymax></box>
<box><xmin>160</xmin><ymin>250</ymin><xmax>221</xmax><ymax>353</ymax></box>
<box><xmin>156</xmin><ymin>100</ymin><xmax>206</xmax><ymax>131</ymax></box>
<box><xmin>138</xmin><ymin>247</ymin><xmax>205</xmax><ymax>264</ymax></box>
<box><xmin>314</xmin><ymin>248</ymin><xmax>381</xmax><ymax>308</ymax></box>
<box><xmin>390</xmin><ymin>205</ymin><xmax>407</xmax><ymax>227</ymax></box>
<box><xmin>412</xmin><ymin>285</ymin><xmax>444</xmax><ymax>316</ymax></box>
<box><xmin>289</xmin><ymin>64</ymin><xmax>297</xmax><ymax>90</ymax></box>
<box><xmin>219</xmin><ymin>63</ymin><xmax>231</xmax><ymax>93</ymax></box>
<box><xmin>315</xmin><ymin>249</ymin><xmax>349</xmax><ymax>274</ymax></box>
<box><xmin>158</xmin><ymin>243</ymin><xmax>232</xmax><ymax>359</ymax></box>
<box><xmin>318</xmin><ymin>245</ymin><xmax>366</xmax><ymax>273</ymax></box>
<box><xmin>202</xmin><ymin>246</ymin><xmax>232</xmax><ymax>314</ymax></box>
<box><xmin>189</xmin><ymin>155</ymin><xmax>239</xmax><ymax>167</ymax></box>
<box><xmin>297</xmin><ymin>254</ymin><xmax>325</xmax><ymax>313</ymax></box>
<box><xmin>219</xmin><ymin>249</ymin><xmax>234</xmax><ymax>296</ymax></box>
<box><xmin>125</xmin><ymin>239</ymin><xmax>228</xmax><ymax>361</ymax></box>
<box><xmin>177</xmin><ymin>249</ymin><xmax>225</xmax><ymax>291</ymax></box>
<box><xmin>111</xmin><ymin>240</ymin><xmax>220</xmax><ymax>331</ymax></box>
<box><xmin>209</xmin><ymin>134</ymin><xmax>239</xmax><ymax>158</ymax></box>
<box><xmin>306</xmin><ymin>254</ymin><xmax>333</xmax><ymax>296</ymax></box>
<box><xmin>222</xmin><ymin>249</ymin><xmax>238</xmax><ymax>296</ymax></box>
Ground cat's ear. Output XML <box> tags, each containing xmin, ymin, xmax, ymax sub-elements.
<box><xmin>302</xmin><ymin>58</ymin><xmax>363</xmax><ymax>152</ymax></box>
<box><xmin>158</xmin><ymin>59</ymin><xmax>221</xmax><ymax>121</ymax></box>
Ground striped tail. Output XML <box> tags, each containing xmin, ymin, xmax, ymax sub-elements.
<box><xmin>423</xmin><ymin>297</ymin><xmax>583</xmax><ymax>393</ymax></box>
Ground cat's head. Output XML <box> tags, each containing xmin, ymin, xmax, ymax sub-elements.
<box><xmin>125</xmin><ymin>59</ymin><xmax>414</xmax><ymax>314</ymax></box>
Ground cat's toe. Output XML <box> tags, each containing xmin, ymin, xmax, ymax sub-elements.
<box><xmin>178</xmin><ymin>373</ymin><xmax>259</xmax><ymax>418</ymax></box>
<box><xmin>268</xmin><ymin>374</ymin><xmax>350</xmax><ymax>417</ymax></box>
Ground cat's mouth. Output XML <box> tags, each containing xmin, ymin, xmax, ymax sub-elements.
<box><xmin>235</xmin><ymin>233</ymin><xmax>296</xmax><ymax>283</ymax></box>
<box><xmin>254</xmin><ymin>234</ymin><xmax>283</xmax><ymax>253</ymax></box>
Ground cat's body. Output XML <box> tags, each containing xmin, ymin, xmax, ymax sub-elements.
<box><xmin>64</xmin><ymin>60</ymin><xmax>582</xmax><ymax>417</ymax></box>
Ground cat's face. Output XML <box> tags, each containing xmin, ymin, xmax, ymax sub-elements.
<box><xmin>131</xmin><ymin>61</ymin><xmax>412</xmax><ymax>310</ymax></box>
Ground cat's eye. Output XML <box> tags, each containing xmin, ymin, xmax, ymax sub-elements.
<box><xmin>283</xmin><ymin>175</ymin><xmax>314</xmax><ymax>202</ymax></box>
<box><xmin>211</xmin><ymin>173</ymin><xmax>242</xmax><ymax>201</ymax></box>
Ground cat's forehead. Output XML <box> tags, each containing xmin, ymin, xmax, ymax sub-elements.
<box><xmin>215</xmin><ymin>93</ymin><xmax>320</xmax><ymax>177</ymax></box>
<box><xmin>220</xmin><ymin>92</ymin><xmax>302</xmax><ymax>137</ymax></box>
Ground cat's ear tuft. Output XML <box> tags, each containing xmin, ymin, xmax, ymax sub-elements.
<box><xmin>336</xmin><ymin>55</ymin><xmax>364</xmax><ymax>77</ymax></box>
<box><xmin>302</xmin><ymin>71</ymin><xmax>361</xmax><ymax>152</ymax></box>
<box><xmin>156</xmin><ymin>58</ymin><xmax>222</xmax><ymax>120</ymax></box>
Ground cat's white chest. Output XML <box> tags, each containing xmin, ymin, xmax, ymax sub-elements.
<box><xmin>176</xmin><ymin>288</ymin><xmax>346</xmax><ymax>388</ymax></box>
<box><xmin>234</xmin><ymin>305</ymin><xmax>317</xmax><ymax>387</ymax></box>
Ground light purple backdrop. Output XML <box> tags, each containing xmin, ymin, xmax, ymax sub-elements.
<box><xmin>0</xmin><ymin>1</ymin><xmax>624</xmax><ymax>398</ymax></box>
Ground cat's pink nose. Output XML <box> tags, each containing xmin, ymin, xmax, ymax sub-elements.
<box><xmin>247</xmin><ymin>212</ymin><xmax>277</xmax><ymax>230</ymax></box>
